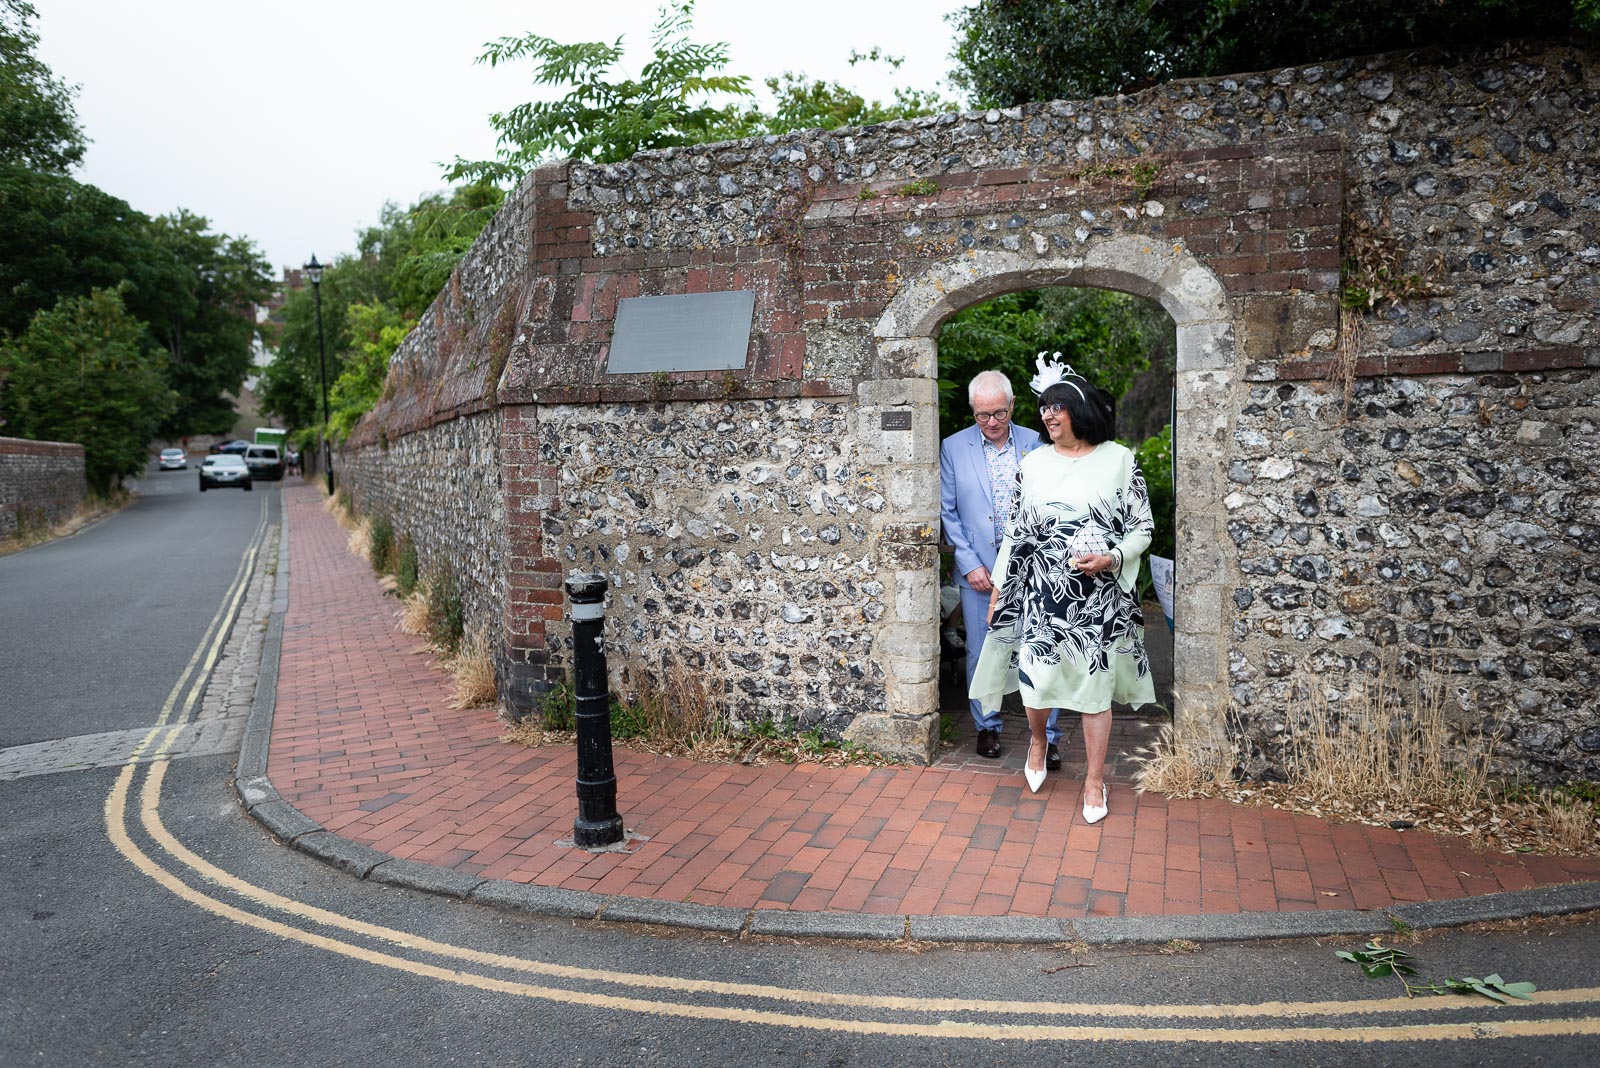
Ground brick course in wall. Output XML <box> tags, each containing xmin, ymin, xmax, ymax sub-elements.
<box><xmin>0</xmin><ymin>437</ymin><xmax>85</xmax><ymax>539</ymax></box>
<box><xmin>342</xmin><ymin>40</ymin><xmax>1598</xmax><ymax>775</ymax></box>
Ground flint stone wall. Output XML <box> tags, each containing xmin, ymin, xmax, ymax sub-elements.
<box><xmin>337</xmin><ymin>411</ymin><xmax>504</xmax><ymax>637</ymax></box>
<box><xmin>335</xmin><ymin>148</ymin><xmax>532</xmax><ymax>647</ymax></box>
<box><xmin>0</xmin><ymin>437</ymin><xmax>85</xmax><ymax>539</ymax></box>
<box><xmin>537</xmin><ymin>399</ymin><xmax>890</xmax><ymax>731</ymax></box>
<box><xmin>343</xmin><ymin>39</ymin><xmax>1598</xmax><ymax>776</ymax></box>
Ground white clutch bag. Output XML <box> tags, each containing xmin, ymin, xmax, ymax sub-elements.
<box><xmin>1066</xmin><ymin>524</ymin><xmax>1108</xmax><ymax>567</ymax></box>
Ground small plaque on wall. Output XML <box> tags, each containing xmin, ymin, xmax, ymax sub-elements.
<box><xmin>880</xmin><ymin>411</ymin><xmax>912</xmax><ymax>431</ymax></box>
<box><xmin>605</xmin><ymin>291</ymin><xmax>756</xmax><ymax>374</ymax></box>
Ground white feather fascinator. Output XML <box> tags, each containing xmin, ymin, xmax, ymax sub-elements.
<box><xmin>1029</xmin><ymin>351</ymin><xmax>1085</xmax><ymax>399</ymax></box>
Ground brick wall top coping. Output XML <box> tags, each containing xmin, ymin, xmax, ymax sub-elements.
<box><xmin>0</xmin><ymin>437</ymin><xmax>85</xmax><ymax>457</ymax></box>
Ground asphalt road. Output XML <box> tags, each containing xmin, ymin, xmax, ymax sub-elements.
<box><xmin>2</xmin><ymin>468</ymin><xmax>1598</xmax><ymax>1066</ymax></box>
<box><xmin>0</xmin><ymin>461</ymin><xmax>266</xmax><ymax>747</ymax></box>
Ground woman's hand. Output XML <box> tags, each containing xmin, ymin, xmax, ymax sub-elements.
<box><xmin>987</xmin><ymin>590</ymin><xmax>999</xmax><ymax>625</ymax></box>
<box><xmin>1073</xmin><ymin>552</ymin><xmax>1116</xmax><ymax>576</ymax></box>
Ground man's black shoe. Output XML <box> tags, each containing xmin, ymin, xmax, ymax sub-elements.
<box><xmin>1046</xmin><ymin>743</ymin><xmax>1061</xmax><ymax>771</ymax></box>
<box><xmin>976</xmin><ymin>729</ymin><xmax>1002</xmax><ymax>759</ymax></box>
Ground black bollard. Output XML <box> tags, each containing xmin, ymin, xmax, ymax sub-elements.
<box><xmin>565</xmin><ymin>572</ymin><xmax>624</xmax><ymax>848</ymax></box>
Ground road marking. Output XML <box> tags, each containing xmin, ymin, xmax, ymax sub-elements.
<box><xmin>100</xmin><ymin>498</ymin><xmax>1600</xmax><ymax>1044</ymax></box>
<box><xmin>151</xmin><ymin>498</ymin><xmax>267</xmax><ymax>730</ymax></box>
<box><xmin>99</xmin><ymin>767</ymin><xmax>1600</xmax><ymax>1043</ymax></box>
<box><xmin>132</xmin><ymin>756</ymin><xmax>1600</xmax><ymax>1022</ymax></box>
<box><xmin>166</xmin><ymin>500</ymin><xmax>267</xmax><ymax>728</ymax></box>
<box><xmin>2</xmin><ymin>501</ymin><xmax>268</xmax><ymax>782</ymax></box>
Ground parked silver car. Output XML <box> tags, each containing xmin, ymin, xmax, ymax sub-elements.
<box><xmin>198</xmin><ymin>453</ymin><xmax>252</xmax><ymax>491</ymax></box>
<box><xmin>158</xmin><ymin>448</ymin><xmax>187</xmax><ymax>470</ymax></box>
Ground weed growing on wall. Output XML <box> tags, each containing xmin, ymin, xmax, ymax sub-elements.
<box><xmin>395</xmin><ymin>540</ymin><xmax>418</xmax><ymax>596</ymax></box>
<box><xmin>424</xmin><ymin>565</ymin><xmax>466</xmax><ymax>653</ymax></box>
<box><xmin>368</xmin><ymin>513</ymin><xmax>396</xmax><ymax>574</ymax></box>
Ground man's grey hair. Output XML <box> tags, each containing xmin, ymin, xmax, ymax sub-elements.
<box><xmin>968</xmin><ymin>370</ymin><xmax>1015</xmax><ymax>406</ymax></box>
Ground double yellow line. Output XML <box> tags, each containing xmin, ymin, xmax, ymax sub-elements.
<box><xmin>101</xmin><ymin>498</ymin><xmax>1600</xmax><ymax>1044</ymax></box>
<box><xmin>145</xmin><ymin>497</ymin><xmax>269</xmax><ymax>737</ymax></box>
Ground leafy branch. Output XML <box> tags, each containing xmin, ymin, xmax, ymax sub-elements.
<box><xmin>1336</xmin><ymin>940</ymin><xmax>1536</xmax><ymax>1003</ymax></box>
<box><xmin>447</xmin><ymin>0</ymin><xmax>752</xmax><ymax>180</ymax></box>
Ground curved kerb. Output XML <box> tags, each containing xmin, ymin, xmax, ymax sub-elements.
<box><xmin>234</xmin><ymin>490</ymin><xmax>1600</xmax><ymax>943</ymax></box>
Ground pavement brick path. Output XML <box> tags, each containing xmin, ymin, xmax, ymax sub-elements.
<box><xmin>269</xmin><ymin>486</ymin><xmax>1600</xmax><ymax>917</ymax></box>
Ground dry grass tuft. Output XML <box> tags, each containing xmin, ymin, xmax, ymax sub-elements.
<box><xmin>1281</xmin><ymin>674</ymin><xmax>1494</xmax><ymax>821</ymax></box>
<box><xmin>1134</xmin><ymin>665</ymin><xmax>1600</xmax><ymax>857</ymax></box>
<box><xmin>346</xmin><ymin>516</ymin><xmax>373</xmax><ymax>560</ymax></box>
<box><xmin>500</xmin><ymin>718</ymin><xmax>576</xmax><ymax>750</ymax></box>
<box><xmin>621</xmin><ymin>664</ymin><xmax>731</xmax><ymax>759</ymax></box>
<box><xmin>397</xmin><ymin>583</ymin><xmax>431</xmax><ymax>637</ymax></box>
<box><xmin>445</xmin><ymin>630</ymin><xmax>498</xmax><ymax>710</ymax></box>
<box><xmin>323</xmin><ymin>490</ymin><xmax>356</xmax><ymax>530</ymax></box>
<box><xmin>500</xmin><ymin>660</ymin><xmax>897</xmax><ymax>769</ymax></box>
<box><xmin>0</xmin><ymin>491</ymin><xmax>129</xmax><ymax>557</ymax></box>
<box><xmin>1506</xmin><ymin>790</ymin><xmax>1599</xmax><ymax>856</ymax></box>
<box><xmin>1133</xmin><ymin>725</ymin><xmax>1231</xmax><ymax>799</ymax></box>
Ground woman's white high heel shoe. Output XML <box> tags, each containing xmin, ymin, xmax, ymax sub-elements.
<box><xmin>1024</xmin><ymin>761</ymin><xmax>1046</xmax><ymax>793</ymax></box>
<box><xmin>1024</xmin><ymin>745</ymin><xmax>1047</xmax><ymax>793</ymax></box>
<box><xmin>1082</xmin><ymin>782</ymin><xmax>1108</xmax><ymax>824</ymax></box>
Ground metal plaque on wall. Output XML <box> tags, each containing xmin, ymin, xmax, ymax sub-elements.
<box><xmin>605</xmin><ymin>291</ymin><xmax>756</xmax><ymax>375</ymax></box>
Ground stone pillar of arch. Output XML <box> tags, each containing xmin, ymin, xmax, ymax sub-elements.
<box><xmin>851</xmin><ymin>238</ymin><xmax>1237</xmax><ymax>761</ymax></box>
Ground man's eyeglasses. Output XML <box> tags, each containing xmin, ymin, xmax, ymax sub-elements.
<box><xmin>973</xmin><ymin>408</ymin><xmax>1012</xmax><ymax>424</ymax></box>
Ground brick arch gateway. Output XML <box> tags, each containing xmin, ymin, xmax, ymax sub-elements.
<box><xmin>873</xmin><ymin>240</ymin><xmax>1234</xmax><ymax>754</ymax></box>
<box><xmin>341</xmin><ymin>42</ymin><xmax>1598</xmax><ymax>779</ymax></box>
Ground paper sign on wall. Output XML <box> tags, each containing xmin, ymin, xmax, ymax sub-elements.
<box><xmin>1149</xmin><ymin>555</ymin><xmax>1175</xmax><ymax>634</ymax></box>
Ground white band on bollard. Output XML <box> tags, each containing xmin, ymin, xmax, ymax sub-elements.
<box><xmin>570</xmin><ymin>602</ymin><xmax>605</xmax><ymax>621</ymax></box>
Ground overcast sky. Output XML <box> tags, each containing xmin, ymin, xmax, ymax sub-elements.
<box><xmin>36</xmin><ymin>1</ymin><xmax>970</xmax><ymax>277</ymax></box>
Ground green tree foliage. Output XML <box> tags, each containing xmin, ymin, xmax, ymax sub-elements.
<box><xmin>259</xmin><ymin>183</ymin><xmax>501</xmax><ymax>441</ymax></box>
<box><xmin>0</xmin><ymin>4</ymin><xmax>269</xmax><ymax>455</ymax></box>
<box><xmin>0</xmin><ymin>166</ymin><xmax>181</xmax><ymax>337</ymax></box>
<box><xmin>0</xmin><ymin>170</ymin><xmax>270</xmax><ymax>437</ymax></box>
<box><xmin>0</xmin><ymin>1</ymin><xmax>85</xmax><ymax>173</ymax></box>
<box><xmin>0</xmin><ymin>289</ymin><xmax>175</xmax><ymax>492</ymax></box>
<box><xmin>258</xmin><ymin>263</ymin><xmax>357</xmax><ymax>439</ymax></box>
<box><xmin>448</xmin><ymin>0</ymin><xmax>753</xmax><ymax>180</ymax></box>
<box><xmin>935</xmin><ymin>288</ymin><xmax>1172</xmax><ymax>441</ymax></box>
<box><xmin>1136</xmin><ymin>424</ymin><xmax>1174</xmax><ymax>561</ymax></box>
<box><xmin>327</xmin><ymin>302</ymin><xmax>410</xmax><ymax>439</ymax></box>
<box><xmin>948</xmin><ymin>0</ymin><xmax>1599</xmax><ymax>106</ymax></box>
<box><xmin>388</xmin><ymin>183</ymin><xmax>505</xmax><ymax>318</ymax></box>
<box><xmin>144</xmin><ymin>210</ymin><xmax>273</xmax><ymax>436</ymax></box>
<box><xmin>450</xmin><ymin>5</ymin><xmax>952</xmax><ymax>179</ymax></box>
<box><xmin>733</xmin><ymin>50</ymin><xmax>953</xmax><ymax>136</ymax></box>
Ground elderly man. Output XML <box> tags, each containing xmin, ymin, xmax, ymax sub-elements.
<box><xmin>940</xmin><ymin>370</ymin><xmax>1061</xmax><ymax>763</ymax></box>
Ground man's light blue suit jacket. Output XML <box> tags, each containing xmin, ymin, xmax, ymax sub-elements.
<box><xmin>939</xmin><ymin>423</ymin><xmax>1045</xmax><ymax>590</ymax></box>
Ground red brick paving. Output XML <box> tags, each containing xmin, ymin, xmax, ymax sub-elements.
<box><xmin>268</xmin><ymin>486</ymin><xmax>1600</xmax><ymax>917</ymax></box>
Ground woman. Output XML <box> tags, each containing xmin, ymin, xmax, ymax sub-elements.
<box><xmin>970</xmin><ymin>356</ymin><xmax>1156</xmax><ymax>823</ymax></box>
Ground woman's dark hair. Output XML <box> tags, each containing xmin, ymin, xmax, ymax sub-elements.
<box><xmin>1036</xmin><ymin>378</ymin><xmax>1116</xmax><ymax>445</ymax></box>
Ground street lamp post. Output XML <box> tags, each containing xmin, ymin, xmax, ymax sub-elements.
<box><xmin>303</xmin><ymin>255</ymin><xmax>334</xmax><ymax>495</ymax></box>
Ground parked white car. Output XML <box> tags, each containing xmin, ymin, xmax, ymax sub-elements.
<box><xmin>243</xmin><ymin>444</ymin><xmax>284</xmax><ymax>480</ymax></box>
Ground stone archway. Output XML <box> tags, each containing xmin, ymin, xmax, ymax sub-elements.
<box><xmin>868</xmin><ymin>238</ymin><xmax>1235</xmax><ymax>755</ymax></box>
